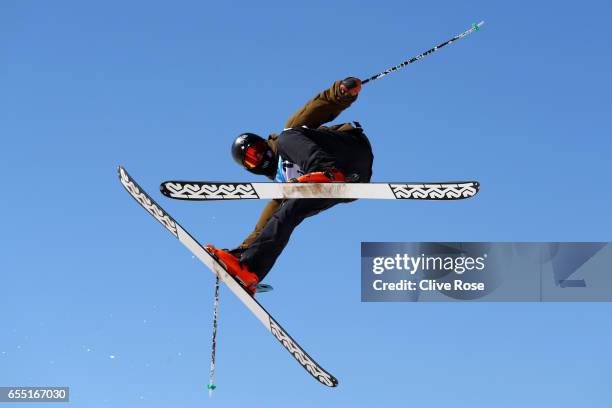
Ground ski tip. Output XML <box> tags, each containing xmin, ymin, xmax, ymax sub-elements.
<box><xmin>117</xmin><ymin>166</ymin><xmax>131</xmax><ymax>182</ymax></box>
<box><xmin>473</xmin><ymin>21</ymin><xmax>485</xmax><ymax>30</ymax></box>
<box><xmin>159</xmin><ymin>182</ymin><xmax>171</xmax><ymax>197</ymax></box>
<box><xmin>117</xmin><ymin>166</ymin><xmax>128</xmax><ymax>181</ymax></box>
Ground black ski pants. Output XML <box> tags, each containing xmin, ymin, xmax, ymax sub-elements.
<box><xmin>240</xmin><ymin>198</ymin><xmax>350</xmax><ymax>281</ymax></box>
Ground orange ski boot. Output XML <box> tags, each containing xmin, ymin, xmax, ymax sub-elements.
<box><xmin>205</xmin><ymin>245</ymin><xmax>259</xmax><ymax>295</ymax></box>
<box><xmin>293</xmin><ymin>168</ymin><xmax>346</xmax><ymax>183</ymax></box>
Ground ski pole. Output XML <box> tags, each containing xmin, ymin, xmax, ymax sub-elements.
<box><xmin>207</xmin><ymin>275</ymin><xmax>220</xmax><ymax>396</ymax></box>
<box><xmin>362</xmin><ymin>21</ymin><xmax>485</xmax><ymax>85</ymax></box>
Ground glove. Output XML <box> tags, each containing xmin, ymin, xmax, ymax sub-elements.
<box><xmin>340</xmin><ymin>77</ymin><xmax>362</xmax><ymax>97</ymax></box>
<box><xmin>290</xmin><ymin>168</ymin><xmax>346</xmax><ymax>183</ymax></box>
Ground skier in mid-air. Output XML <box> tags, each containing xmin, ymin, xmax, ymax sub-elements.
<box><xmin>119</xmin><ymin>22</ymin><xmax>484</xmax><ymax>387</ymax></box>
<box><xmin>207</xmin><ymin>77</ymin><xmax>373</xmax><ymax>294</ymax></box>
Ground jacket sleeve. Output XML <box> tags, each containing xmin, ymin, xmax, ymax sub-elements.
<box><xmin>237</xmin><ymin>199</ymin><xmax>282</xmax><ymax>250</ymax></box>
<box><xmin>284</xmin><ymin>80</ymin><xmax>358</xmax><ymax>129</ymax></box>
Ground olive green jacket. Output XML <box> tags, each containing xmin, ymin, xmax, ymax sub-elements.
<box><xmin>237</xmin><ymin>80</ymin><xmax>359</xmax><ymax>250</ymax></box>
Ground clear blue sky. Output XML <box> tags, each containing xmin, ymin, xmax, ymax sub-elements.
<box><xmin>2</xmin><ymin>1</ymin><xmax>612</xmax><ymax>407</ymax></box>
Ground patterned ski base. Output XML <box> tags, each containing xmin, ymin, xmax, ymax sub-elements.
<box><xmin>160</xmin><ymin>180</ymin><xmax>480</xmax><ymax>200</ymax></box>
<box><xmin>118</xmin><ymin>166</ymin><xmax>338</xmax><ymax>387</ymax></box>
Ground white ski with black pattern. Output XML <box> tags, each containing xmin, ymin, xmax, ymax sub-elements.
<box><xmin>118</xmin><ymin>166</ymin><xmax>338</xmax><ymax>387</ymax></box>
<box><xmin>160</xmin><ymin>180</ymin><xmax>480</xmax><ymax>200</ymax></box>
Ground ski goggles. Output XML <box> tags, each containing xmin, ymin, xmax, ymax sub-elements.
<box><xmin>243</xmin><ymin>141</ymin><xmax>268</xmax><ymax>169</ymax></box>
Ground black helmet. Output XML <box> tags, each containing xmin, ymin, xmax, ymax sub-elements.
<box><xmin>231</xmin><ymin>133</ymin><xmax>275</xmax><ymax>176</ymax></box>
